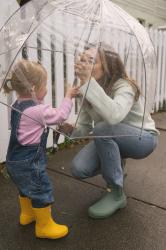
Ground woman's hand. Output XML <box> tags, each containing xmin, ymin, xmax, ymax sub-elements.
<box><xmin>75</xmin><ymin>53</ymin><xmax>93</xmax><ymax>85</ymax></box>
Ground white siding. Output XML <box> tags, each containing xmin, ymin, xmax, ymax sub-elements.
<box><xmin>112</xmin><ymin>0</ymin><xmax>166</xmax><ymax>27</ymax></box>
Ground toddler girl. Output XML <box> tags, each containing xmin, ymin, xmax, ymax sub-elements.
<box><xmin>4</xmin><ymin>59</ymin><xmax>79</xmax><ymax>239</ymax></box>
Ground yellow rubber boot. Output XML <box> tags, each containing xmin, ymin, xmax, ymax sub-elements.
<box><xmin>33</xmin><ymin>206</ymin><xmax>68</xmax><ymax>239</ymax></box>
<box><xmin>19</xmin><ymin>196</ymin><xmax>35</xmax><ymax>225</ymax></box>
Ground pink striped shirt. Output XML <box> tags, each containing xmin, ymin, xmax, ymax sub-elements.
<box><xmin>17</xmin><ymin>97</ymin><xmax>73</xmax><ymax>145</ymax></box>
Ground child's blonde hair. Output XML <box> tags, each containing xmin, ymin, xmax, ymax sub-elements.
<box><xmin>3</xmin><ymin>60</ymin><xmax>47</xmax><ymax>96</ymax></box>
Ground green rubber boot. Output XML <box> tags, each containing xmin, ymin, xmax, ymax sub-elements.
<box><xmin>88</xmin><ymin>186</ymin><xmax>127</xmax><ymax>219</ymax></box>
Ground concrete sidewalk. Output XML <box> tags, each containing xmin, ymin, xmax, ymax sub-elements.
<box><xmin>0</xmin><ymin>112</ymin><xmax>166</xmax><ymax>250</ymax></box>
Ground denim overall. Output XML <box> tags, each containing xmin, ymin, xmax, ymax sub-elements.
<box><xmin>6</xmin><ymin>100</ymin><xmax>54</xmax><ymax>208</ymax></box>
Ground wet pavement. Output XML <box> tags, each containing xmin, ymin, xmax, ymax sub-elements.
<box><xmin>0</xmin><ymin>112</ymin><xmax>166</xmax><ymax>250</ymax></box>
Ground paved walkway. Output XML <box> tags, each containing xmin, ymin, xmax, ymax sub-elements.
<box><xmin>0</xmin><ymin>112</ymin><xmax>166</xmax><ymax>250</ymax></box>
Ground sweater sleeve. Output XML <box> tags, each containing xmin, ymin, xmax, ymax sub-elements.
<box><xmin>79</xmin><ymin>78</ymin><xmax>135</xmax><ymax>125</ymax></box>
<box><xmin>38</xmin><ymin>97</ymin><xmax>73</xmax><ymax>126</ymax></box>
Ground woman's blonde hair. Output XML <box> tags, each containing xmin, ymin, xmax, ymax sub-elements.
<box><xmin>3</xmin><ymin>59</ymin><xmax>47</xmax><ymax>96</ymax></box>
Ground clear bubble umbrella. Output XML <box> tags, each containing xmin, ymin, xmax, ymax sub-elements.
<box><xmin>0</xmin><ymin>0</ymin><xmax>157</xmax><ymax>142</ymax></box>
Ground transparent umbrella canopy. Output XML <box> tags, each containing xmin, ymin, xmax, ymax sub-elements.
<box><xmin>0</xmin><ymin>0</ymin><xmax>157</xmax><ymax>140</ymax></box>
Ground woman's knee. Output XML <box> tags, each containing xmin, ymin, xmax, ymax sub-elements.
<box><xmin>71</xmin><ymin>159</ymin><xmax>86</xmax><ymax>179</ymax></box>
<box><xmin>93</xmin><ymin>122</ymin><xmax>106</xmax><ymax>136</ymax></box>
<box><xmin>71</xmin><ymin>158</ymin><xmax>96</xmax><ymax>179</ymax></box>
<box><xmin>93</xmin><ymin>122</ymin><xmax>115</xmax><ymax>137</ymax></box>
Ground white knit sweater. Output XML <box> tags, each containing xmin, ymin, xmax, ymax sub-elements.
<box><xmin>73</xmin><ymin>77</ymin><xmax>158</xmax><ymax>137</ymax></box>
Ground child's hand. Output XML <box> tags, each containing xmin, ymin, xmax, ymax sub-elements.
<box><xmin>59</xmin><ymin>123</ymin><xmax>74</xmax><ymax>135</ymax></box>
<box><xmin>65</xmin><ymin>85</ymin><xmax>80</xmax><ymax>99</ymax></box>
<box><xmin>75</xmin><ymin>53</ymin><xmax>92</xmax><ymax>85</ymax></box>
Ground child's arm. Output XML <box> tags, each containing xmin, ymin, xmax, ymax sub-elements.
<box><xmin>40</xmin><ymin>85</ymin><xmax>79</xmax><ymax>126</ymax></box>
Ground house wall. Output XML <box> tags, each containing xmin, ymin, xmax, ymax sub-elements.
<box><xmin>112</xmin><ymin>0</ymin><xmax>166</xmax><ymax>27</ymax></box>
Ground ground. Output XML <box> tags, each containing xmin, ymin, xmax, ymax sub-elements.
<box><xmin>0</xmin><ymin>112</ymin><xmax>166</xmax><ymax>250</ymax></box>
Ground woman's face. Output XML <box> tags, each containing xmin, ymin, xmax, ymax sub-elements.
<box><xmin>84</xmin><ymin>48</ymin><xmax>104</xmax><ymax>81</ymax></box>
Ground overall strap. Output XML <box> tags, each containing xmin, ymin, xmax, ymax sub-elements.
<box><xmin>11</xmin><ymin>100</ymin><xmax>38</xmax><ymax>143</ymax></box>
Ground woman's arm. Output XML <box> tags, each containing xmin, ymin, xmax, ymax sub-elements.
<box><xmin>79</xmin><ymin>78</ymin><xmax>136</xmax><ymax>125</ymax></box>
